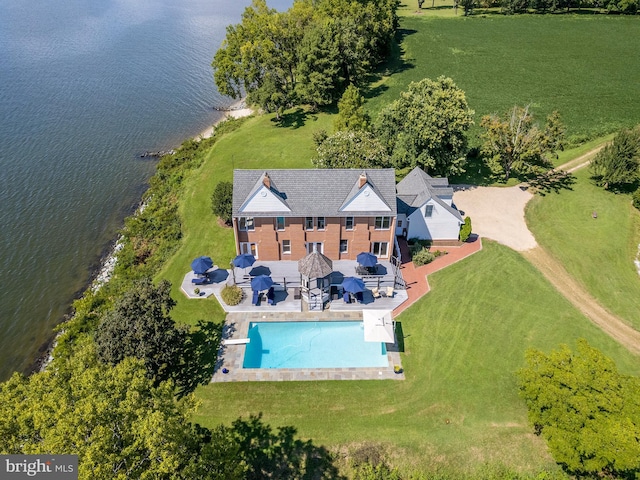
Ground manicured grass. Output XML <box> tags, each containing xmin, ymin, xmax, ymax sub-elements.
<box><xmin>526</xmin><ymin>167</ymin><xmax>640</xmax><ymax>330</ymax></box>
<box><xmin>193</xmin><ymin>242</ymin><xmax>640</xmax><ymax>475</ymax></box>
<box><xmin>157</xmin><ymin>111</ymin><xmax>332</xmax><ymax>325</ymax></box>
<box><xmin>367</xmin><ymin>14</ymin><xmax>640</xmax><ymax>143</ymax></box>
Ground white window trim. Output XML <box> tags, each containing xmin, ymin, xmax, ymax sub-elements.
<box><xmin>340</xmin><ymin>239</ymin><xmax>348</xmax><ymax>254</ymax></box>
<box><xmin>282</xmin><ymin>240</ymin><xmax>291</xmax><ymax>255</ymax></box>
<box><xmin>374</xmin><ymin>216</ymin><xmax>391</xmax><ymax>230</ymax></box>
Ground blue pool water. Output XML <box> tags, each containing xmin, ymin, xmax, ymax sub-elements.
<box><xmin>243</xmin><ymin>322</ymin><xmax>389</xmax><ymax>369</ymax></box>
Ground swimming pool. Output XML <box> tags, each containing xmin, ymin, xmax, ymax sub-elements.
<box><xmin>243</xmin><ymin>321</ymin><xmax>389</xmax><ymax>369</ymax></box>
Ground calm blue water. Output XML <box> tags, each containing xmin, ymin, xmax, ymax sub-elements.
<box><xmin>244</xmin><ymin>322</ymin><xmax>389</xmax><ymax>369</ymax></box>
<box><xmin>0</xmin><ymin>0</ymin><xmax>291</xmax><ymax>380</ymax></box>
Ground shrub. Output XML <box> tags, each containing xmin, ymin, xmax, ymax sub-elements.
<box><xmin>459</xmin><ymin>216</ymin><xmax>472</xmax><ymax>242</ymax></box>
<box><xmin>633</xmin><ymin>188</ymin><xmax>640</xmax><ymax>211</ymax></box>
<box><xmin>413</xmin><ymin>248</ymin><xmax>448</xmax><ymax>267</ymax></box>
<box><xmin>221</xmin><ymin>285</ymin><xmax>243</xmax><ymax>306</ymax></box>
<box><xmin>211</xmin><ymin>181</ymin><xmax>233</xmax><ymax>225</ymax></box>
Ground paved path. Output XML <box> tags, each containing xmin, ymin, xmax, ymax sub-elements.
<box><xmin>394</xmin><ymin>237</ymin><xmax>483</xmax><ymax>317</ymax></box>
<box><xmin>453</xmin><ymin>143</ymin><xmax>640</xmax><ymax>355</ymax></box>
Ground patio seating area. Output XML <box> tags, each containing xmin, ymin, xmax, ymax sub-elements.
<box><xmin>182</xmin><ymin>259</ymin><xmax>408</xmax><ymax>313</ymax></box>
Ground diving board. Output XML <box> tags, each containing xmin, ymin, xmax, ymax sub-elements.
<box><xmin>222</xmin><ymin>338</ymin><xmax>251</xmax><ymax>345</ymax></box>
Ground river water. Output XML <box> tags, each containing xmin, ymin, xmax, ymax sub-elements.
<box><xmin>0</xmin><ymin>0</ymin><xmax>291</xmax><ymax>380</ymax></box>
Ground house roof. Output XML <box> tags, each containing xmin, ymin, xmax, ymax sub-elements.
<box><xmin>396</xmin><ymin>167</ymin><xmax>463</xmax><ymax>221</ymax></box>
<box><xmin>233</xmin><ymin>169</ymin><xmax>397</xmax><ymax>217</ymax></box>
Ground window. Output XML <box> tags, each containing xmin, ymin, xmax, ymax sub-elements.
<box><xmin>276</xmin><ymin>217</ymin><xmax>285</xmax><ymax>230</ymax></box>
<box><xmin>240</xmin><ymin>242</ymin><xmax>257</xmax><ymax>257</ymax></box>
<box><xmin>282</xmin><ymin>240</ymin><xmax>291</xmax><ymax>254</ymax></box>
<box><xmin>425</xmin><ymin>205</ymin><xmax>434</xmax><ymax>218</ymax></box>
<box><xmin>306</xmin><ymin>242</ymin><xmax>323</xmax><ymax>254</ymax></box>
<box><xmin>374</xmin><ymin>216</ymin><xmax>390</xmax><ymax>230</ymax></box>
<box><xmin>345</xmin><ymin>216</ymin><xmax>354</xmax><ymax>231</ymax></box>
<box><xmin>372</xmin><ymin>242</ymin><xmax>389</xmax><ymax>258</ymax></box>
<box><xmin>239</xmin><ymin>217</ymin><xmax>254</xmax><ymax>231</ymax></box>
<box><xmin>317</xmin><ymin>217</ymin><xmax>325</xmax><ymax>230</ymax></box>
<box><xmin>340</xmin><ymin>239</ymin><xmax>348</xmax><ymax>254</ymax></box>
<box><xmin>305</xmin><ymin>217</ymin><xmax>314</xmax><ymax>230</ymax></box>
<box><xmin>397</xmin><ymin>219</ymin><xmax>403</xmax><ymax>228</ymax></box>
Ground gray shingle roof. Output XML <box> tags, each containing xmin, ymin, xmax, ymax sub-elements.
<box><xmin>396</xmin><ymin>167</ymin><xmax>462</xmax><ymax>221</ymax></box>
<box><xmin>233</xmin><ymin>169</ymin><xmax>397</xmax><ymax>217</ymax></box>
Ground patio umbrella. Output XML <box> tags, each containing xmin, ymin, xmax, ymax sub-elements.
<box><xmin>356</xmin><ymin>252</ymin><xmax>378</xmax><ymax>268</ymax></box>
<box><xmin>362</xmin><ymin>310</ymin><xmax>395</xmax><ymax>343</ymax></box>
<box><xmin>297</xmin><ymin>250</ymin><xmax>333</xmax><ymax>279</ymax></box>
<box><xmin>232</xmin><ymin>253</ymin><xmax>256</xmax><ymax>269</ymax></box>
<box><xmin>251</xmin><ymin>274</ymin><xmax>274</xmax><ymax>292</ymax></box>
<box><xmin>191</xmin><ymin>256</ymin><xmax>213</xmax><ymax>275</ymax></box>
<box><xmin>341</xmin><ymin>276</ymin><xmax>365</xmax><ymax>293</ymax></box>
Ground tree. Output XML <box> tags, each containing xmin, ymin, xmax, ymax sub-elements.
<box><xmin>95</xmin><ymin>278</ymin><xmax>187</xmax><ymax>384</ymax></box>
<box><xmin>460</xmin><ymin>0</ymin><xmax>476</xmax><ymax>14</ymax></box>
<box><xmin>480</xmin><ymin>105</ymin><xmax>565</xmax><ymax>181</ymax></box>
<box><xmin>589</xmin><ymin>127</ymin><xmax>640</xmax><ymax>190</ymax></box>
<box><xmin>459</xmin><ymin>216</ymin><xmax>472</xmax><ymax>242</ymax></box>
<box><xmin>211</xmin><ymin>181</ymin><xmax>233</xmax><ymax>225</ymax></box>
<box><xmin>375</xmin><ymin>77</ymin><xmax>474</xmax><ymax>176</ymax></box>
<box><xmin>312</xmin><ymin>130</ymin><xmax>390</xmax><ymax>169</ymax></box>
<box><xmin>517</xmin><ymin>339</ymin><xmax>640</xmax><ymax>478</ymax></box>
<box><xmin>334</xmin><ymin>85</ymin><xmax>371</xmax><ymax>132</ymax></box>
<box><xmin>0</xmin><ymin>347</ymin><xmax>245</xmax><ymax>480</ymax></box>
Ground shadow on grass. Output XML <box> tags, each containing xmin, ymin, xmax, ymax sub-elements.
<box><xmin>363</xmin><ymin>29</ymin><xmax>416</xmax><ymax>100</ymax></box>
<box><xmin>525</xmin><ymin>169</ymin><xmax>576</xmax><ymax>196</ymax></box>
<box><xmin>272</xmin><ymin>107</ymin><xmax>318</xmax><ymax>129</ymax></box>
<box><xmin>451</xmin><ymin>156</ymin><xmax>495</xmax><ymax>186</ymax></box>
<box><xmin>395</xmin><ymin>322</ymin><xmax>406</xmax><ymax>353</ymax></box>
<box><xmin>176</xmin><ymin>320</ymin><xmax>222</xmax><ymax>397</ymax></box>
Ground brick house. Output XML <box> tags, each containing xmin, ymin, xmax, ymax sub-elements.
<box><xmin>232</xmin><ymin>169</ymin><xmax>398</xmax><ymax>261</ymax></box>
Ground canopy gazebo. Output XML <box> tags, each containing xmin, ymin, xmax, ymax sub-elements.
<box><xmin>297</xmin><ymin>249</ymin><xmax>333</xmax><ymax>311</ymax></box>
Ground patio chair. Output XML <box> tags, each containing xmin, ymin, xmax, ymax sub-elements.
<box><xmin>252</xmin><ymin>290</ymin><xmax>260</xmax><ymax>306</ymax></box>
<box><xmin>371</xmin><ymin>287</ymin><xmax>381</xmax><ymax>298</ymax></box>
<box><xmin>386</xmin><ymin>286</ymin><xmax>395</xmax><ymax>298</ymax></box>
<box><xmin>343</xmin><ymin>291</ymin><xmax>351</xmax><ymax>303</ymax></box>
<box><xmin>267</xmin><ymin>287</ymin><xmax>275</xmax><ymax>305</ymax></box>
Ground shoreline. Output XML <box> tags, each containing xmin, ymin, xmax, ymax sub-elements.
<box><xmin>31</xmin><ymin>100</ymin><xmax>254</xmax><ymax>375</ymax></box>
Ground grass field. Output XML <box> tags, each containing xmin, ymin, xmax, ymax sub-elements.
<box><xmin>367</xmin><ymin>14</ymin><xmax>640</xmax><ymax>143</ymax></box>
<box><xmin>526</xmin><ymin>167</ymin><xmax>640</xmax><ymax>330</ymax></box>
<box><xmin>192</xmin><ymin>242</ymin><xmax>640</xmax><ymax>475</ymax></box>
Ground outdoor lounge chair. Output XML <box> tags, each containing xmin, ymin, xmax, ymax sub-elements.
<box><xmin>343</xmin><ymin>291</ymin><xmax>351</xmax><ymax>303</ymax></box>
<box><xmin>267</xmin><ymin>287</ymin><xmax>275</xmax><ymax>305</ymax></box>
<box><xmin>386</xmin><ymin>286</ymin><xmax>395</xmax><ymax>298</ymax></box>
<box><xmin>371</xmin><ymin>287</ymin><xmax>381</xmax><ymax>298</ymax></box>
<box><xmin>252</xmin><ymin>290</ymin><xmax>260</xmax><ymax>305</ymax></box>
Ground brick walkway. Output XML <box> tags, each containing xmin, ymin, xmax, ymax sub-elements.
<box><xmin>393</xmin><ymin>236</ymin><xmax>483</xmax><ymax>317</ymax></box>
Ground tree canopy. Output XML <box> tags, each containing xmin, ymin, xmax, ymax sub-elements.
<box><xmin>334</xmin><ymin>85</ymin><xmax>370</xmax><ymax>132</ymax></box>
<box><xmin>375</xmin><ymin>76</ymin><xmax>474</xmax><ymax>176</ymax></box>
<box><xmin>590</xmin><ymin>126</ymin><xmax>640</xmax><ymax>190</ymax></box>
<box><xmin>312</xmin><ymin>130</ymin><xmax>390</xmax><ymax>169</ymax></box>
<box><xmin>517</xmin><ymin>339</ymin><xmax>640</xmax><ymax>478</ymax></box>
<box><xmin>211</xmin><ymin>180</ymin><xmax>233</xmax><ymax>224</ymax></box>
<box><xmin>212</xmin><ymin>0</ymin><xmax>398</xmax><ymax>116</ymax></box>
<box><xmin>480</xmin><ymin>105</ymin><xmax>565</xmax><ymax>181</ymax></box>
<box><xmin>95</xmin><ymin>278</ymin><xmax>187</xmax><ymax>385</ymax></box>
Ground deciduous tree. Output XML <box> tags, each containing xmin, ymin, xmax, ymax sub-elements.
<box><xmin>312</xmin><ymin>130</ymin><xmax>390</xmax><ymax>169</ymax></box>
<box><xmin>517</xmin><ymin>339</ymin><xmax>640</xmax><ymax>478</ymax></box>
<box><xmin>375</xmin><ymin>76</ymin><xmax>474</xmax><ymax>176</ymax></box>
<box><xmin>95</xmin><ymin>278</ymin><xmax>187</xmax><ymax>384</ymax></box>
<box><xmin>211</xmin><ymin>181</ymin><xmax>233</xmax><ymax>224</ymax></box>
<box><xmin>589</xmin><ymin>126</ymin><xmax>640</xmax><ymax>190</ymax></box>
<box><xmin>480</xmin><ymin>105</ymin><xmax>565</xmax><ymax>181</ymax></box>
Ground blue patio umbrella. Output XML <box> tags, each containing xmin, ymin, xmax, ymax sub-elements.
<box><xmin>356</xmin><ymin>252</ymin><xmax>378</xmax><ymax>268</ymax></box>
<box><xmin>251</xmin><ymin>274</ymin><xmax>274</xmax><ymax>292</ymax></box>
<box><xmin>191</xmin><ymin>256</ymin><xmax>213</xmax><ymax>275</ymax></box>
<box><xmin>341</xmin><ymin>276</ymin><xmax>366</xmax><ymax>293</ymax></box>
<box><xmin>232</xmin><ymin>253</ymin><xmax>256</xmax><ymax>269</ymax></box>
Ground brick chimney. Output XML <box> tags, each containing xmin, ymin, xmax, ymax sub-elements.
<box><xmin>263</xmin><ymin>173</ymin><xmax>271</xmax><ymax>189</ymax></box>
<box><xmin>358</xmin><ymin>173</ymin><xmax>367</xmax><ymax>189</ymax></box>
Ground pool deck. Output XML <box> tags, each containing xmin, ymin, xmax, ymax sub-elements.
<box><xmin>212</xmin><ymin>311</ymin><xmax>405</xmax><ymax>382</ymax></box>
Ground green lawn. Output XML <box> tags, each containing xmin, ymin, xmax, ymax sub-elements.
<box><xmin>526</xmin><ymin>167</ymin><xmax>640</xmax><ymax>330</ymax></box>
<box><xmin>192</xmin><ymin>242</ymin><xmax>640</xmax><ymax>475</ymax></box>
<box><xmin>367</xmin><ymin>14</ymin><xmax>640</xmax><ymax>143</ymax></box>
